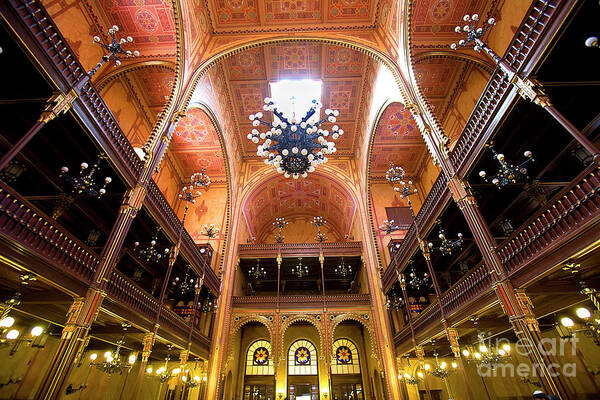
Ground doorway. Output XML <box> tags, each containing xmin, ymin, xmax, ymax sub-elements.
<box><xmin>288</xmin><ymin>375</ymin><xmax>319</xmax><ymax>400</ymax></box>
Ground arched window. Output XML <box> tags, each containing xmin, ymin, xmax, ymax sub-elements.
<box><xmin>331</xmin><ymin>338</ymin><xmax>360</xmax><ymax>374</ymax></box>
<box><xmin>245</xmin><ymin>340</ymin><xmax>274</xmax><ymax>375</ymax></box>
<box><xmin>288</xmin><ymin>339</ymin><xmax>318</xmax><ymax>375</ymax></box>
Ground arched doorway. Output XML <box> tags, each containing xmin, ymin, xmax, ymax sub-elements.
<box><xmin>242</xmin><ymin>339</ymin><xmax>276</xmax><ymax>399</ymax></box>
<box><xmin>287</xmin><ymin>340</ymin><xmax>319</xmax><ymax>400</ymax></box>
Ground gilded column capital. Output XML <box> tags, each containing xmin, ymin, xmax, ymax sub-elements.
<box><xmin>447</xmin><ymin>175</ymin><xmax>477</xmax><ymax>208</ymax></box>
<box><xmin>512</xmin><ymin>77</ymin><xmax>552</xmax><ymax>108</ymax></box>
<box><xmin>141</xmin><ymin>332</ymin><xmax>155</xmax><ymax>362</ymax></box>
<box><xmin>38</xmin><ymin>91</ymin><xmax>78</xmax><ymax>123</ymax></box>
<box><xmin>120</xmin><ymin>184</ymin><xmax>147</xmax><ymax>214</ymax></box>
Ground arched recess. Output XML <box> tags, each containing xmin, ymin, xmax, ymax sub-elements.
<box><xmin>280</xmin><ymin>315</ymin><xmax>324</xmax><ymax>365</ymax></box>
<box><xmin>166</xmin><ymin>102</ymin><xmax>232</xmax><ymax>276</ymax></box>
<box><xmin>242</xmin><ymin>172</ymin><xmax>358</xmax><ymax>243</ymax></box>
<box><xmin>224</xmin><ymin>315</ymin><xmax>275</xmax><ymax>371</ymax></box>
<box><xmin>365</xmin><ymin>100</ymin><xmax>428</xmax><ymax>271</ymax></box>
<box><xmin>95</xmin><ymin>61</ymin><xmax>177</xmax><ymax>148</ymax></box>
<box><xmin>329</xmin><ymin>313</ymin><xmax>380</xmax><ymax>367</ymax></box>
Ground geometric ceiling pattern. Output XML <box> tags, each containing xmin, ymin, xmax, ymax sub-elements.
<box><xmin>171</xmin><ymin>108</ymin><xmax>226</xmax><ymax>181</ymax></box>
<box><xmin>410</xmin><ymin>0</ymin><xmax>496</xmax><ymax>122</ymax></box>
<box><xmin>243</xmin><ymin>174</ymin><xmax>356</xmax><ymax>241</ymax></box>
<box><xmin>206</xmin><ymin>0</ymin><xmax>379</xmax><ymax>34</ymax></box>
<box><xmin>369</xmin><ymin>102</ymin><xmax>426</xmax><ymax>178</ymax></box>
<box><xmin>126</xmin><ymin>67</ymin><xmax>175</xmax><ymax>123</ymax></box>
<box><xmin>221</xmin><ymin>42</ymin><xmax>370</xmax><ymax>158</ymax></box>
<box><xmin>85</xmin><ymin>0</ymin><xmax>177</xmax><ymax>58</ymax></box>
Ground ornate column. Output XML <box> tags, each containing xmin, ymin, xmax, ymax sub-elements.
<box><xmin>35</xmin><ymin>112</ymin><xmax>180</xmax><ymax>400</ymax></box>
<box><xmin>130</xmin><ymin>332</ymin><xmax>155</xmax><ymax>399</ymax></box>
<box><xmin>408</xmin><ymin>103</ymin><xmax>574</xmax><ymax>399</ymax></box>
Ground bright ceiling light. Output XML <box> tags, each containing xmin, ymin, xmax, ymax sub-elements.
<box><xmin>0</xmin><ymin>316</ymin><xmax>15</xmax><ymax>328</ymax></box>
<box><xmin>576</xmin><ymin>307</ymin><xmax>591</xmax><ymax>319</ymax></box>
<box><xmin>30</xmin><ymin>326</ymin><xmax>44</xmax><ymax>337</ymax></box>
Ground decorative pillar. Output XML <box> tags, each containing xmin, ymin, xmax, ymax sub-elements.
<box><xmin>35</xmin><ymin>113</ymin><xmax>180</xmax><ymax>400</ymax></box>
<box><xmin>130</xmin><ymin>332</ymin><xmax>155</xmax><ymax>399</ymax></box>
<box><xmin>0</xmin><ymin>91</ymin><xmax>77</xmax><ymax>171</ymax></box>
<box><xmin>276</xmin><ymin>252</ymin><xmax>282</xmax><ymax>312</ymax></box>
<box><xmin>408</xmin><ymin>104</ymin><xmax>574</xmax><ymax>399</ymax></box>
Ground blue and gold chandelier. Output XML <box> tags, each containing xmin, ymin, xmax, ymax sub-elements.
<box><xmin>247</xmin><ymin>97</ymin><xmax>342</xmax><ymax>178</ymax></box>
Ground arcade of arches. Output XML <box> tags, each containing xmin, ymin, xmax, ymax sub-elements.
<box><xmin>0</xmin><ymin>0</ymin><xmax>599</xmax><ymax>400</ymax></box>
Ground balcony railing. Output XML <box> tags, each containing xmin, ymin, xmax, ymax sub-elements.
<box><xmin>238</xmin><ymin>241</ymin><xmax>363</xmax><ymax>258</ymax></box>
<box><xmin>232</xmin><ymin>294</ymin><xmax>371</xmax><ymax>309</ymax></box>
<box><xmin>0</xmin><ymin>182</ymin><xmax>210</xmax><ymax>348</ymax></box>
<box><xmin>393</xmin><ymin>165</ymin><xmax>600</xmax><ymax>351</ymax></box>
<box><xmin>384</xmin><ymin>0</ymin><xmax>572</xmax><ymax>291</ymax></box>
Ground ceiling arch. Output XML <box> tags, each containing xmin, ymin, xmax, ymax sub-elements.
<box><xmin>242</xmin><ymin>172</ymin><xmax>357</xmax><ymax>243</ymax></box>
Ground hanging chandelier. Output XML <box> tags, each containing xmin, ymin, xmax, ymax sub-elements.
<box><xmin>334</xmin><ymin>257</ymin><xmax>352</xmax><ymax>278</ymax></box>
<box><xmin>385</xmin><ymin>163</ymin><xmax>406</xmax><ymax>185</ymax></box>
<box><xmin>478</xmin><ymin>142</ymin><xmax>534</xmax><ymax>188</ymax></box>
<box><xmin>273</xmin><ymin>217</ymin><xmax>288</xmax><ymax>243</ymax></box>
<box><xmin>385</xmin><ymin>292</ymin><xmax>404</xmax><ymax>310</ymax></box>
<box><xmin>379</xmin><ymin>219</ymin><xmax>402</xmax><ymax>235</ymax></box>
<box><xmin>134</xmin><ymin>228</ymin><xmax>170</xmax><ymax>263</ymax></box>
<box><xmin>200</xmin><ymin>224</ymin><xmax>220</xmax><ymax>239</ymax></box>
<box><xmin>405</xmin><ymin>260</ymin><xmax>429</xmax><ymax>290</ymax></box>
<box><xmin>399</xmin><ymin>359</ymin><xmax>424</xmax><ymax>385</ymax></box>
<box><xmin>59</xmin><ymin>156</ymin><xmax>112</xmax><ymax>198</ymax></box>
<box><xmin>200</xmin><ymin>296</ymin><xmax>217</xmax><ymax>313</ymax></box>
<box><xmin>90</xmin><ymin>325</ymin><xmax>135</xmax><ymax>375</ymax></box>
<box><xmin>147</xmin><ymin>346</ymin><xmax>173</xmax><ymax>383</ymax></box>
<box><xmin>291</xmin><ymin>258</ymin><xmax>309</xmax><ymax>278</ymax></box>
<box><xmin>428</xmin><ymin>220</ymin><xmax>463</xmax><ymax>257</ymax></box>
<box><xmin>249</xmin><ymin>259</ymin><xmax>266</xmax><ymax>279</ymax></box>
<box><xmin>311</xmin><ymin>216</ymin><xmax>327</xmax><ymax>243</ymax></box>
<box><xmin>428</xmin><ymin>351</ymin><xmax>458</xmax><ymax>379</ymax></box>
<box><xmin>246</xmin><ymin>98</ymin><xmax>342</xmax><ymax>178</ymax></box>
<box><xmin>172</xmin><ymin>267</ymin><xmax>196</xmax><ymax>295</ymax></box>
<box><xmin>462</xmin><ymin>332</ymin><xmax>512</xmax><ymax>368</ymax></box>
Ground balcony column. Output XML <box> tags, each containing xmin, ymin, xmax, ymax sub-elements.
<box><xmin>408</xmin><ymin>105</ymin><xmax>573</xmax><ymax>399</ymax></box>
<box><xmin>0</xmin><ymin>91</ymin><xmax>77</xmax><ymax>171</ymax></box>
<box><xmin>415</xmin><ymin>346</ymin><xmax>432</xmax><ymax>400</ymax></box>
<box><xmin>398</xmin><ymin>274</ymin><xmax>423</xmax><ymax>400</ymax></box>
<box><xmin>34</xmin><ymin>114</ymin><xmax>181</xmax><ymax>400</ymax></box>
<box><xmin>418</xmin><ymin>242</ymin><xmax>474</xmax><ymax>400</ymax></box>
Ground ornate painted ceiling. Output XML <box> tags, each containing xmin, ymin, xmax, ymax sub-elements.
<box><xmin>206</xmin><ymin>0</ymin><xmax>380</xmax><ymax>34</ymax></box>
<box><xmin>410</xmin><ymin>0</ymin><xmax>497</xmax><ymax>122</ymax></box>
<box><xmin>369</xmin><ymin>102</ymin><xmax>426</xmax><ymax>178</ymax></box>
<box><xmin>171</xmin><ymin>107</ymin><xmax>227</xmax><ymax>181</ymax></box>
<box><xmin>243</xmin><ymin>174</ymin><xmax>356</xmax><ymax>241</ymax></box>
<box><xmin>214</xmin><ymin>42</ymin><xmax>373</xmax><ymax>159</ymax></box>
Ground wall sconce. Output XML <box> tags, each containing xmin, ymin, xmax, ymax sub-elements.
<box><xmin>557</xmin><ymin>307</ymin><xmax>600</xmax><ymax>345</ymax></box>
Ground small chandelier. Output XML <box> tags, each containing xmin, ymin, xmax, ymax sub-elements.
<box><xmin>200</xmin><ymin>296</ymin><xmax>217</xmax><ymax>313</ymax></box>
<box><xmin>190</xmin><ymin>168</ymin><xmax>211</xmax><ymax>188</ymax></box>
<box><xmin>450</xmin><ymin>13</ymin><xmax>496</xmax><ymax>52</ymax></box>
<box><xmin>90</xmin><ymin>325</ymin><xmax>135</xmax><ymax>375</ymax></box>
<box><xmin>404</xmin><ymin>260</ymin><xmax>429</xmax><ymax>290</ymax></box>
<box><xmin>291</xmin><ymin>258</ymin><xmax>308</xmax><ymax>278</ymax></box>
<box><xmin>134</xmin><ymin>228</ymin><xmax>170</xmax><ymax>263</ymax></box>
<box><xmin>172</xmin><ymin>267</ymin><xmax>196</xmax><ymax>296</ymax></box>
<box><xmin>385</xmin><ymin>292</ymin><xmax>404</xmax><ymax>310</ymax></box>
<box><xmin>557</xmin><ymin>306</ymin><xmax>600</xmax><ymax>346</ymax></box>
<box><xmin>246</xmin><ymin>98</ymin><xmax>342</xmax><ymax>178</ymax></box>
<box><xmin>385</xmin><ymin>163</ymin><xmax>406</xmax><ymax>185</ymax></box>
<box><xmin>200</xmin><ymin>224</ymin><xmax>220</xmax><ymax>239</ymax></box>
<box><xmin>428</xmin><ymin>352</ymin><xmax>458</xmax><ymax>379</ymax></box>
<box><xmin>379</xmin><ymin>219</ymin><xmax>402</xmax><ymax>235</ymax></box>
<box><xmin>399</xmin><ymin>359</ymin><xmax>424</xmax><ymax>385</ymax></box>
<box><xmin>311</xmin><ymin>216</ymin><xmax>327</xmax><ymax>243</ymax></box>
<box><xmin>273</xmin><ymin>217</ymin><xmax>288</xmax><ymax>243</ymax></box>
<box><xmin>334</xmin><ymin>257</ymin><xmax>352</xmax><ymax>278</ymax></box>
<box><xmin>428</xmin><ymin>220</ymin><xmax>463</xmax><ymax>257</ymax></box>
<box><xmin>249</xmin><ymin>259</ymin><xmax>266</xmax><ymax>279</ymax></box>
<box><xmin>478</xmin><ymin>142</ymin><xmax>534</xmax><ymax>188</ymax></box>
<box><xmin>147</xmin><ymin>346</ymin><xmax>173</xmax><ymax>383</ymax></box>
<box><xmin>462</xmin><ymin>333</ymin><xmax>512</xmax><ymax>368</ymax></box>
<box><xmin>89</xmin><ymin>25</ymin><xmax>139</xmax><ymax>76</ymax></box>
<box><xmin>60</xmin><ymin>156</ymin><xmax>112</xmax><ymax>198</ymax></box>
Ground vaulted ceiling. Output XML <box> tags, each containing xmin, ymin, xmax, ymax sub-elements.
<box><xmin>243</xmin><ymin>174</ymin><xmax>356</xmax><ymax>241</ymax></box>
<box><xmin>410</xmin><ymin>0</ymin><xmax>497</xmax><ymax>121</ymax></box>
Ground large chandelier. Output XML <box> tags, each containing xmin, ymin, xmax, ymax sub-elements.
<box><xmin>462</xmin><ymin>333</ymin><xmax>512</xmax><ymax>368</ymax></box>
<box><xmin>172</xmin><ymin>267</ymin><xmax>197</xmax><ymax>295</ymax></box>
<box><xmin>385</xmin><ymin>163</ymin><xmax>406</xmax><ymax>185</ymax></box>
<box><xmin>60</xmin><ymin>156</ymin><xmax>112</xmax><ymax>198</ymax></box>
<box><xmin>404</xmin><ymin>260</ymin><xmax>429</xmax><ymax>290</ymax></box>
<box><xmin>385</xmin><ymin>291</ymin><xmax>404</xmax><ymax>310</ymax></box>
<box><xmin>134</xmin><ymin>228</ymin><xmax>170</xmax><ymax>263</ymax></box>
<box><xmin>246</xmin><ymin>98</ymin><xmax>342</xmax><ymax>178</ymax></box>
<box><xmin>428</xmin><ymin>352</ymin><xmax>458</xmax><ymax>379</ymax></box>
<box><xmin>89</xmin><ymin>325</ymin><xmax>135</xmax><ymax>375</ymax></box>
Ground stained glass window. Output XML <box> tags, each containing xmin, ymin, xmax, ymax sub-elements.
<box><xmin>288</xmin><ymin>340</ymin><xmax>318</xmax><ymax>375</ymax></box>
<box><xmin>245</xmin><ymin>340</ymin><xmax>274</xmax><ymax>375</ymax></box>
<box><xmin>331</xmin><ymin>339</ymin><xmax>360</xmax><ymax>374</ymax></box>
